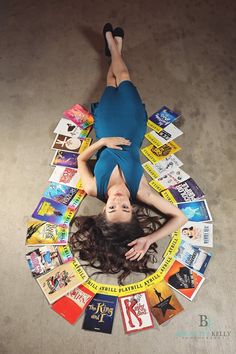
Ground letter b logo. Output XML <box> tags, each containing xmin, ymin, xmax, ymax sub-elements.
<box><xmin>199</xmin><ymin>314</ymin><xmax>208</xmax><ymax>327</ymax></box>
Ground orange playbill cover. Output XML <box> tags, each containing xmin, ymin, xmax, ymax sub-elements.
<box><xmin>145</xmin><ymin>280</ymin><xmax>184</xmax><ymax>325</ymax></box>
<box><xmin>164</xmin><ymin>259</ymin><xmax>205</xmax><ymax>301</ymax></box>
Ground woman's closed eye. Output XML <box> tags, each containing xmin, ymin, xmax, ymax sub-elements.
<box><xmin>122</xmin><ymin>205</ymin><xmax>129</xmax><ymax>209</ymax></box>
<box><xmin>108</xmin><ymin>205</ymin><xmax>129</xmax><ymax>209</ymax></box>
<box><xmin>108</xmin><ymin>205</ymin><xmax>130</xmax><ymax>213</ymax></box>
<box><xmin>122</xmin><ymin>205</ymin><xmax>131</xmax><ymax>213</ymax></box>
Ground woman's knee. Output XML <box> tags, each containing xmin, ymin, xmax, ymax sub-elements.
<box><xmin>106</xmin><ymin>76</ymin><xmax>117</xmax><ymax>88</ymax></box>
<box><xmin>116</xmin><ymin>71</ymin><xmax>131</xmax><ymax>86</ymax></box>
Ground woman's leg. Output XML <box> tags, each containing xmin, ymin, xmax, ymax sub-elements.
<box><xmin>106</xmin><ymin>36</ymin><xmax>124</xmax><ymax>87</ymax></box>
<box><xmin>106</xmin><ymin>32</ymin><xmax>131</xmax><ymax>87</ymax></box>
<box><xmin>106</xmin><ymin>64</ymin><xmax>117</xmax><ymax>87</ymax></box>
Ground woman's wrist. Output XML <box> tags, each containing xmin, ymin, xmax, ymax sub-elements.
<box><xmin>77</xmin><ymin>138</ymin><xmax>105</xmax><ymax>162</ymax></box>
<box><xmin>99</xmin><ymin>137</ymin><xmax>105</xmax><ymax>147</ymax></box>
<box><xmin>146</xmin><ymin>234</ymin><xmax>155</xmax><ymax>246</ymax></box>
<box><xmin>147</xmin><ymin>232</ymin><xmax>161</xmax><ymax>245</ymax></box>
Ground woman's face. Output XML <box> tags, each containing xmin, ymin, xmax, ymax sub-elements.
<box><xmin>182</xmin><ymin>229</ymin><xmax>192</xmax><ymax>237</ymax></box>
<box><xmin>104</xmin><ymin>193</ymin><xmax>133</xmax><ymax>223</ymax></box>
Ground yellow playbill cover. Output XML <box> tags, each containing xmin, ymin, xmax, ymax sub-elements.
<box><xmin>76</xmin><ymin>179</ymin><xmax>83</xmax><ymax>189</ymax></box>
<box><xmin>98</xmin><ymin>283</ymin><xmax>120</xmax><ymax>296</ymax></box>
<box><xmin>83</xmin><ymin>278</ymin><xmax>101</xmax><ymax>293</ymax></box>
<box><xmin>26</xmin><ymin>219</ymin><xmax>69</xmax><ymax>246</ymax></box>
<box><xmin>145</xmin><ymin>125</ymin><xmax>183</xmax><ymax>149</ymax></box>
<box><xmin>160</xmin><ymin>189</ymin><xmax>178</xmax><ymax>204</ymax></box>
<box><xmin>147</xmin><ymin>119</ymin><xmax>163</xmax><ymax>133</ymax></box>
<box><xmin>37</xmin><ymin>259</ymin><xmax>88</xmax><ymax>304</ymax></box>
<box><xmin>145</xmin><ymin>131</ymin><xmax>163</xmax><ymax>148</ymax></box>
<box><xmin>163</xmin><ymin>230</ymin><xmax>181</xmax><ymax>258</ymax></box>
<box><xmin>141</xmin><ymin>141</ymin><xmax>181</xmax><ymax>164</ymax></box>
<box><xmin>149</xmin><ymin>179</ymin><xmax>165</xmax><ymax>193</ymax></box>
<box><xmin>142</xmin><ymin>162</ymin><xmax>160</xmax><ymax>179</ymax></box>
<box><xmin>79</xmin><ymin>137</ymin><xmax>92</xmax><ymax>153</ymax></box>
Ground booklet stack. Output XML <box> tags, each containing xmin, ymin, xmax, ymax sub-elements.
<box><xmin>25</xmin><ymin>103</ymin><xmax>213</xmax><ymax>335</ymax></box>
<box><xmin>141</xmin><ymin>105</ymin><xmax>213</xmax><ymax>300</ymax></box>
<box><xmin>26</xmin><ymin>104</ymin><xmax>94</xmax><ymax>306</ymax></box>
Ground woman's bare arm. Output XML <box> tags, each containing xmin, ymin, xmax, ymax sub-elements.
<box><xmin>77</xmin><ymin>139</ymin><xmax>104</xmax><ymax>195</ymax></box>
<box><xmin>136</xmin><ymin>175</ymin><xmax>188</xmax><ymax>244</ymax></box>
<box><xmin>125</xmin><ymin>176</ymin><xmax>188</xmax><ymax>262</ymax></box>
<box><xmin>77</xmin><ymin>139</ymin><xmax>104</xmax><ymax>163</ymax></box>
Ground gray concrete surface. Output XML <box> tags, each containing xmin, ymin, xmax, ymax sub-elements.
<box><xmin>0</xmin><ymin>0</ymin><xmax>235</xmax><ymax>353</ymax></box>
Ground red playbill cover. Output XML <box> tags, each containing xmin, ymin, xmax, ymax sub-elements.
<box><xmin>51</xmin><ymin>283</ymin><xmax>96</xmax><ymax>324</ymax></box>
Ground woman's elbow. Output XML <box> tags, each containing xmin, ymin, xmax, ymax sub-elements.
<box><xmin>83</xmin><ymin>186</ymin><xmax>96</xmax><ymax>197</ymax></box>
<box><xmin>83</xmin><ymin>186</ymin><xmax>92</xmax><ymax>195</ymax></box>
<box><xmin>177</xmin><ymin>211</ymin><xmax>188</xmax><ymax>225</ymax></box>
<box><xmin>77</xmin><ymin>156</ymin><xmax>83</xmax><ymax>166</ymax></box>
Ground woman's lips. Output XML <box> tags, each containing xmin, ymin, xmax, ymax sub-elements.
<box><xmin>114</xmin><ymin>192</ymin><xmax>123</xmax><ymax>196</ymax></box>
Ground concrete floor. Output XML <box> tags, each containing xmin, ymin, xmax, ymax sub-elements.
<box><xmin>0</xmin><ymin>0</ymin><xmax>235</xmax><ymax>353</ymax></box>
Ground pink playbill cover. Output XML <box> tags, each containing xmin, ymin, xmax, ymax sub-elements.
<box><xmin>63</xmin><ymin>104</ymin><xmax>94</xmax><ymax>129</ymax></box>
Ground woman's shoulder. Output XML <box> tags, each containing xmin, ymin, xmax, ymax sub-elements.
<box><xmin>85</xmin><ymin>176</ymin><xmax>98</xmax><ymax>197</ymax></box>
<box><xmin>136</xmin><ymin>174</ymin><xmax>152</xmax><ymax>203</ymax></box>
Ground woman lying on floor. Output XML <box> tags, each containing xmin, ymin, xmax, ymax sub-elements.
<box><xmin>69</xmin><ymin>23</ymin><xmax>188</xmax><ymax>285</ymax></box>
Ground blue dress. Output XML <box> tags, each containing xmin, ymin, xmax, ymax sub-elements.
<box><xmin>92</xmin><ymin>80</ymin><xmax>148</xmax><ymax>203</ymax></box>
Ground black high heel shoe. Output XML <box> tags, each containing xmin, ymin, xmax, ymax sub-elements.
<box><xmin>103</xmin><ymin>23</ymin><xmax>113</xmax><ymax>57</ymax></box>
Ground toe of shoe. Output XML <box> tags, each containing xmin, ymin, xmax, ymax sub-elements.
<box><xmin>103</xmin><ymin>23</ymin><xmax>113</xmax><ymax>36</ymax></box>
<box><xmin>113</xmin><ymin>27</ymin><xmax>124</xmax><ymax>38</ymax></box>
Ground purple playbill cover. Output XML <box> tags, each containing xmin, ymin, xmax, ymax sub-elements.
<box><xmin>163</xmin><ymin>178</ymin><xmax>205</xmax><ymax>202</ymax></box>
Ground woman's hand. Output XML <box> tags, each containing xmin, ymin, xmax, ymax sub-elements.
<box><xmin>125</xmin><ymin>236</ymin><xmax>152</xmax><ymax>261</ymax></box>
<box><xmin>101</xmin><ymin>137</ymin><xmax>131</xmax><ymax>150</ymax></box>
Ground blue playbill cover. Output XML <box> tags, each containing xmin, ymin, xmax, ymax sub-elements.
<box><xmin>149</xmin><ymin>106</ymin><xmax>181</xmax><ymax>129</ymax></box>
<box><xmin>82</xmin><ymin>293</ymin><xmax>117</xmax><ymax>334</ymax></box>
<box><xmin>174</xmin><ymin>240</ymin><xmax>211</xmax><ymax>275</ymax></box>
<box><xmin>43</xmin><ymin>182</ymin><xmax>78</xmax><ymax>205</ymax></box>
<box><xmin>177</xmin><ymin>200</ymin><xmax>212</xmax><ymax>222</ymax></box>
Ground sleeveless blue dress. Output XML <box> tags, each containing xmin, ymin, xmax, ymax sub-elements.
<box><xmin>92</xmin><ymin>80</ymin><xmax>148</xmax><ymax>203</ymax></box>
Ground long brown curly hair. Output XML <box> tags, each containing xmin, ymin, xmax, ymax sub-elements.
<box><xmin>69</xmin><ymin>204</ymin><xmax>164</xmax><ymax>285</ymax></box>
